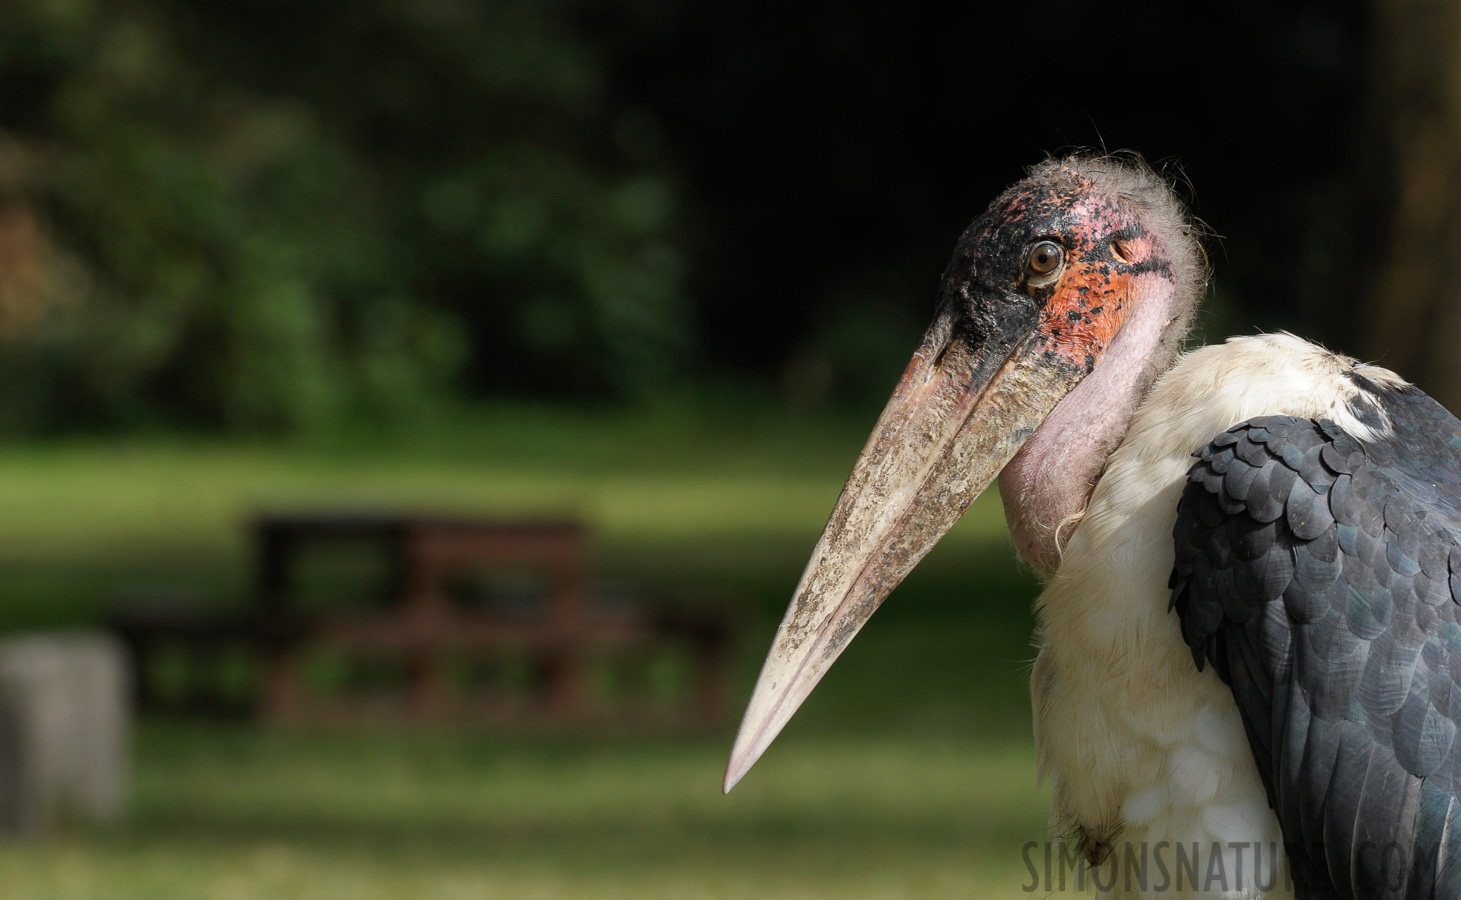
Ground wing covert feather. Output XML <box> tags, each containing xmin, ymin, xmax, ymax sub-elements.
<box><xmin>1171</xmin><ymin>386</ymin><xmax>1461</xmax><ymax>898</ymax></box>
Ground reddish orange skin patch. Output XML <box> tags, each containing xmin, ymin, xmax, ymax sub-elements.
<box><xmin>1003</xmin><ymin>181</ymin><xmax>1174</xmax><ymax>373</ymax></box>
<box><xmin>1038</xmin><ymin>235</ymin><xmax>1132</xmax><ymax>371</ymax></box>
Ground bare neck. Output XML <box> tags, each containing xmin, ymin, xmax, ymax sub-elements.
<box><xmin>997</xmin><ymin>272</ymin><xmax>1187</xmax><ymax>574</ymax></box>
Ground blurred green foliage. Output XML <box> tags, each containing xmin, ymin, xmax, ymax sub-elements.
<box><xmin>0</xmin><ymin>0</ymin><xmax>1373</xmax><ymax>434</ymax></box>
<box><xmin>0</xmin><ymin>0</ymin><xmax>687</xmax><ymax>432</ymax></box>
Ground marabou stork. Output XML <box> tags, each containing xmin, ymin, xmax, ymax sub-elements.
<box><xmin>722</xmin><ymin>155</ymin><xmax>1461</xmax><ymax>898</ymax></box>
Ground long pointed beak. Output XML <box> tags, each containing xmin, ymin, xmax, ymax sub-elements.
<box><xmin>723</xmin><ymin>301</ymin><xmax>1082</xmax><ymax>793</ymax></box>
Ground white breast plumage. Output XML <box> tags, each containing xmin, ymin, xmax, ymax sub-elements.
<box><xmin>1031</xmin><ymin>333</ymin><xmax>1406</xmax><ymax>899</ymax></box>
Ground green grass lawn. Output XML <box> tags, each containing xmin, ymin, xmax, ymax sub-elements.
<box><xmin>0</xmin><ymin>726</ymin><xmax>1052</xmax><ymax>899</ymax></box>
<box><xmin>0</xmin><ymin>403</ymin><xmax>1053</xmax><ymax>897</ymax></box>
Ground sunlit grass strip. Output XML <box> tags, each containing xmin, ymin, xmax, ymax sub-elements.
<box><xmin>0</xmin><ymin>436</ymin><xmax>1008</xmax><ymax>573</ymax></box>
<box><xmin>0</xmin><ymin>726</ymin><xmax>1051</xmax><ymax>900</ymax></box>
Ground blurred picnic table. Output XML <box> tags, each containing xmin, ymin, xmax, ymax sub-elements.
<box><xmin>112</xmin><ymin>513</ymin><xmax>737</xmax><ymax>730</ymax></box>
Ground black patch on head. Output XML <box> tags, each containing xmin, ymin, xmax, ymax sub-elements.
<box><xmin>1129</xmin><ymin>257</ymin><xmax>1175</xmax><ymax>278</ymax></box>
<box><xmin>1107</xmin><ymin>226</ymin><xmax>1146</xmax><ymax>244</ymax></box>
<box><xmin>937</xmin><ymin>180</ymin><xmax>1104</xmax><ymax>347</ymax></box>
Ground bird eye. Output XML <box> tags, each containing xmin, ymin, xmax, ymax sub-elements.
<box><xmin>1025</xmin><ymin>240</ymin><xmax>1064</xmax><ymax>287</ymax></box>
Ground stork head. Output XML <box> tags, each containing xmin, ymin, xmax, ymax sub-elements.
<box><xmin>724</xmin><ymin>155</ymin><xmax>1204</xmax><ymax>792</ymax></box>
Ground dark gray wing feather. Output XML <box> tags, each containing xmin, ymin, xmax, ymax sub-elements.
<box><xmin>1171</xmin><ymin>384</ymin><xmax>1461</xmax><ymax>899</ymax></box>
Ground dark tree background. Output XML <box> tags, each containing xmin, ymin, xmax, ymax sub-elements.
<box><xmin>608</xmin><ymin>0</ymin><xmax>1376</xmax><ymax>405</ymax></box>
<box><xmin>1365</xmin><ymin>0</ymin><xmax>1461</xmax><ymax>412</ymax></box>
<box><xmin>0</xmin><ymin>0</ymin><xmax>1424</xmax><ymax>432</ymax></box>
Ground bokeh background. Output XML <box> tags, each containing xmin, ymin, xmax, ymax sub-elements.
<box><xmin>0</xmin><ymin>0</ymin><xmax>1455</xmax><ymax>897</ymax></box>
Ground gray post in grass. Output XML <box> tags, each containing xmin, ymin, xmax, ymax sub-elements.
<box><xmin>0</xmin><ymin>634</ymin><xmax>131</xmax><ymax>834</ymax></box>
